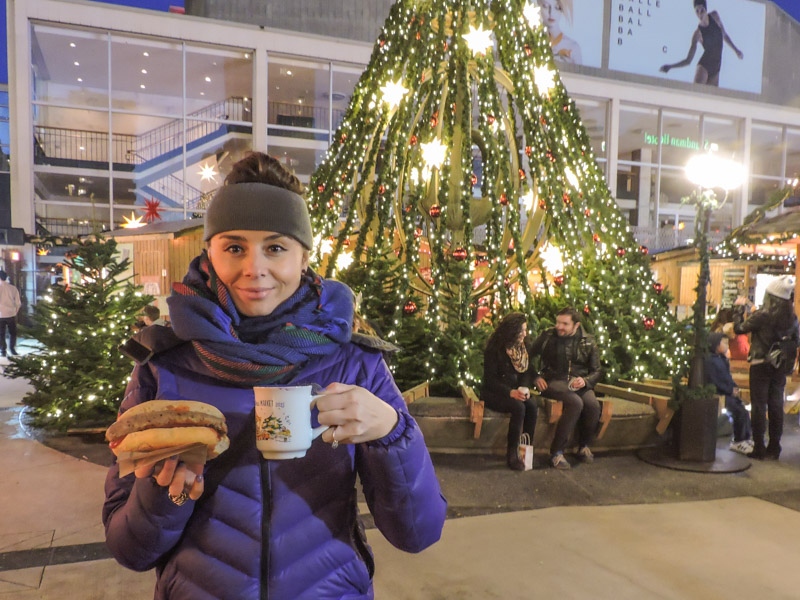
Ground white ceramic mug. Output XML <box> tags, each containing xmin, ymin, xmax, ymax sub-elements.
<box><xmin>254</xmin><ymin>385</ymin><xmax>329</xmax><ymax>460</ymax></box>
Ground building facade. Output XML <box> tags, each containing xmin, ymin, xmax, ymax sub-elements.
<box><xmin>6</xmin><ymin>0</ymin><xmax>800</xmax><ymax>300</ymax></box>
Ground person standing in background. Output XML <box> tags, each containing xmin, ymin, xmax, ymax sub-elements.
<box><xmin>0</xmin><ymin>269</ymin><xmax>21</xmax><ymax>357</ymax></box>
<box><xmin>732</xmin><ymin>276</ymin><xmax>798</xmax><ymax>460</ymax></box>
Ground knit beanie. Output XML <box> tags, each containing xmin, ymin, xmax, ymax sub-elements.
<box><xmin>708</xmin><ymin>331</ymin><xmax>725</xmax><ymax>353</ymax></box>
<box><xmin>203</xmin><ymin>182</ymin><xmax>313</xmax><ymax>249</ymax></box>
<box><xmin>765</xmin><ymin>275</ymin><xmax>795</xmax><ymax>301</ymax></box>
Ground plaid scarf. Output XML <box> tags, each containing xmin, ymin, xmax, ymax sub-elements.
<box><xmin>167</xmin><ymin>251</ymin><xmax>353</xmax><ymax>385</ymax></box>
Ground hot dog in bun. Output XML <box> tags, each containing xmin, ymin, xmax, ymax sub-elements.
<box><xmin>106</xmin><ymin>400</ymin><xmax>229</xmax><ymax>458</ymax></box>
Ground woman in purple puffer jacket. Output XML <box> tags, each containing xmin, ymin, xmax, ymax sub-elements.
<box><xmin>102</xmin><ymin>152</ymin><xmax>447</xmax><ymax>600</ymax></box>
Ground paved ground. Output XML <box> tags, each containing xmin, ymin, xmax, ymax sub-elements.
<box><xmin>3</xmin><ymin>342</ymin><xmax>800</xmax><ymax>599</ymax></box>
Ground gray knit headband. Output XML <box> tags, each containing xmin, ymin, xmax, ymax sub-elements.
<box><xmin>203</xmin><ymin>182</ymin><xmax>313</xmax><ymax>249</ymax></box>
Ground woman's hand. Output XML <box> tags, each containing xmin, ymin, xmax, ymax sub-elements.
<box><xmin>511</xmin><ymin>387</ymin><xmax>530</xmax><ymax>401</ymax></box>
<box><xmin>660</xmin><ymin>64</ymin><xmax>671</xmax><ymax>73</ymax></box>
<box><xmin>315</xmin><ymin>383</ymin><xmax>400</xmax><ymax>445</ymax></box>
<box><xmin>534</xmin><ymin>377</ymin><xmax>548</xmax><ymax>392</ymax></box>
<box><xmin>135</xmin><ymin>456</ymin><xmax>205</xmax><ymax>502</ymax></box>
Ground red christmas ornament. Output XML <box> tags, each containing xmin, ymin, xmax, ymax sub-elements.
<box><xmin>317</xmin><ymin>183</ymin><xmax>326</xmax><ymax>193</ymax></box>
<box><xmin>415</xmin><ymin>31</ymin><xmax>421</xmax><ymax>40</ymax></box>
<box><xmin>583</xmin><ymin>305</ymin><xmax>591</xmax><ymax>315</ymax></box>
<box><xmin>414</xmin><ymin>227</ymin><xmax>423</xmax><ymax>238</ymax></box>
<box><xmin>584</xmin><ymin>208</ymin><xmax>592</xmax><ymax>217</ymax></box>
<box><xmin>379</xmin><ymin>38</ymin><xmax>386</xmax><ymax>47</ymax></box>
<box><xmin>429</xmin><ymin>205</ymin><xmax>442</xmax><ymax>218</ymax></box>
<box><xmin>653</xmin><ymin>282</ymin><xmax>664</xmax><ymax>294</ymax></box>
<box><xmin>562</xmin><ymin>193</ymin><xmax>571</xmax><ymax>206</ymax></box>
<box><xmin>340</xmin><ymin>133</ymin><xmax>347</xmax><ymax>143</ymax></box>
<box><xmin>430</xmin><ymin>111</ymin><xmax>439</xmax><ymax>127</ymax></box>
<box><xmin>643</xmin><ymin>317</ymin><xmax>656</xmax><ymax>330</ymax></box>
<box><xmin>593</xmin><ymin>233</ymin><xmax>600</xmax><ymax>243</ymax></box>
<box><xmin>487</xmin><ymin>114</ymin><xmax>495</xmax><ymax>125</ymax></box>
<box><xmin>470</xmin><ymin>173</ymin><xmax>478</xmax><ymax>186</ymax></box>
<box><xmin>519</xmin><ymin>168</ymin><xmax>526</xmax><ymax>179</ymax></box>
<box><xmin>525</xmin><ymin>146</ymin><xmax>532</xmax><ymax>156</ymax></box>
<box><xmin>539</xmin><ymin>116</ymin><xmax>547</xmax><ymax>126</ymax></box>
<box><xmin>524</xmin><ymin>45</ymin><xmax>532</xmax><ymax>56</ymax></box>
<box><xmin>410</xmin><ymin>135</ymin><xmax>418</xmax><ymax>146</ymax></box>
<box><xmin>143</xmin><ymin>198</ymin><xmax>163</xmax><ymax>223</ymax></box>
<box><xmin>378</xmin><ymin>184</ymin><xmax>386</xmax><ymax>195</ymax></box>
<box><xmin>443</xmin><ymin>41</ymin><xmax>448</xmax><ymax>51</ymax></box>
<box><xmin>403</xmin><ymin>300</ymin><xmax>418</xmax><ymax>315</ymax></box>
<box><xmin>554</xmin><ymin>275</ymin><xmax>564</xmax><ymax>287</ymax></box>
<box><xmin>341</xmin><ymin>237</ymin><xmax>351</xmax><ymax>247</ymax></box>
<box><xmin>639</xmin><ymin>245</ymin><xmax>649</xmax><ymax>255</ymax></box>
<box><xmin>616</xmin><ymin>247</ymin><xmax>626</xmax><ymax>257</ymax></box>
<box><xmin>538</xmin><ymin>199</ymin><xmax>547</xmax><ymax>210</ymax></box>
<box><xmin>499</xmin><ymin>193</ymin><xmax>508</xmax><ymax>206</ymax></box>
<box><xmin>452</xmin><ymin>247</ymin><xmax>468</xmax><ymax>261</ymax></box>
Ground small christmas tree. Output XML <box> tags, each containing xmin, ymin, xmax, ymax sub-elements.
<box><xmin>5</xmin><ymin>235</ymin><xmax>152</xmax><ymax>430</ymax></box>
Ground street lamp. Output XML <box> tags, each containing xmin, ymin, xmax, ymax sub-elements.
<box><xmin>681</xmin><ymin>151</ymin><xmax>746</xmax><ymax>462</ymax></box>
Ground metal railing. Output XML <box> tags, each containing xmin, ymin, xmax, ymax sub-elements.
<box><xmin>34</xmin><ymin>126</ymin><xmax>136</xmax><ymax>164</ymax></box>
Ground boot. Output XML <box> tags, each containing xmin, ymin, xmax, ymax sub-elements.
<box><xmin>506</xmin><ymin>448</ymin><xmax>525</xmax><ymax>471</ymax></box>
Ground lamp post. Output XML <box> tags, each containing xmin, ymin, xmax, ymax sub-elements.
<box><xmin>680</xmin><ymin>152</ymin><xmax>746</xmax><ymax>461</ymax></box>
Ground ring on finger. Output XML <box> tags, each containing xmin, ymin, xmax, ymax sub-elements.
<box><xmin>331</xmin><ymin>426</ymin><xmax>339</xmax><ymax>450</ymax></box>
<box><xmin>168</xmin><ymin>490</ymin><xmax>189</xmax><ymax>506</ymax></box>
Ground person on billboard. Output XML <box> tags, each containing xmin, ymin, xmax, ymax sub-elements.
<box><xmin>537</xmin><ymin>0</ymin><xmax>583</xmax><ymax>65</ymax></box>
<box><xmin>659</xmin><ymin>0</ymin><xmax>743</xmax><ymax>87</ymax></box>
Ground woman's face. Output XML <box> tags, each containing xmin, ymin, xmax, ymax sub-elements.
<box><xmin>538</xmin><ymin>0</ymin><xmax>563</xmax><ymax>28</ymax></box>
<box><xmin>694</xmin><ymin>5</ymin><xmax>708</xmax><ymax>21</ymax></box>
<box><xmin>208</xmin><ymin>230</ymin><xmax>309</xmax><ymax>317</ymax></box>
<box><xmin>516</xmin><ymin>322</ymin><xmax>528</xmax><ymax>343</ymax></box>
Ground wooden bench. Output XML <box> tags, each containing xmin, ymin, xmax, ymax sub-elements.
<box><xmin>401</xmin><ymin>380</ymin><xmax>430</xmax><ymax>404</ymax></box>
<box><xmin>460</xmin><ymin>384</ymin><xmax>613</xmax><ymax>443</ymax></box>
<box><xmin>596</xmin><ymin>383</ymin><xmax>673</xmax><ymax>435</ymax></box>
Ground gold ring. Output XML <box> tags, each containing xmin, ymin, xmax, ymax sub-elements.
<box><xmin>168</xmin><ymin>490</ymin><xmax>189</xmax><ymax>506</ymax></box>
<box><xmin>331</xmin><ymin>427</ymin><xmax>339</xmax><ymax>450</ymax></box>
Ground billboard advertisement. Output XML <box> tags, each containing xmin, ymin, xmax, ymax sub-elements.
<box><xmin>537</xmin><ymin>0</ymin><xmax>604</xmax><ymax>68</ymax></box>
<box><xmin>608</xmin><ymin>0</ymin><xmax>766</xmax><ymax>94</ymax></box>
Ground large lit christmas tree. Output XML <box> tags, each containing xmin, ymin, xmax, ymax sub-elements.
<box><xmin>308</xmin><ymin>0</ymin><xmax>689</xmax><ymax>389</ymax></box>
<box><xmin>5</xmin><ymin>236</ymin><xmax>151</xmax><ymax>430</ymax></box>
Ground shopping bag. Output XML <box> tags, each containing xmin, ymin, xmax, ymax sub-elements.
<box><xmin>518</xmin><ymin>433</ymin><xmax>534</xmax><ymax>471</ymax></box>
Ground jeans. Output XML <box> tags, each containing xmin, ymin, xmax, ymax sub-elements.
<box><xmin>0</xmin><ymin>317</ymin><xmax>16</xmax><ymax>354</ymax></box>
<box><xmin>483</xmin><ymin>393</ymin><xmax>539</xmax><ymax>455</ymax></box>
<box><xmin>725</xmin><ymin>395</ymin><xmax>752</xmax><ymax>443</ymax></box>
<box><xmin>749</xmin><ymin>362</ymin><xmax>785</xmax><ymax>456</ymax></box>
<box><xmin>541</xmin><ymin>379</ymin><xmax>600</xmax><ymax>455</ymax></box>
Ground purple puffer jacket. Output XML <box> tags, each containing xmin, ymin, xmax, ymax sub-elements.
<box><xmin>103</xmin><ymin>340</ymin><xmax>447</xmax><ymax>600</ymax></box>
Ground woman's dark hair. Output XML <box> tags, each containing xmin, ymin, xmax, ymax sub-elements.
<box><xmin>764</xmin><ymin>294</ymin><xmax>796</xmax><ymax>331</ymax></box>
<box><xmin>710</xmin><ymin>307</ymin><xmax>734</xmax><ymax>332</ymax></box>
<box><xmin>693</xmin><ymin>0</ymin><xmax>707</xmax><ymax>8</ymax></box>
<box><xmin>224</xmin><ymin>151</ymin><xmax>304</xmax><ymax>194</ymax></box>
<box><xmin>485</xmin><ymin>312</ymin><xmax>528</xmax><ymax>353</ymax></box>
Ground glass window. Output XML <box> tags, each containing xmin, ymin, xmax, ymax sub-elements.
<box><xmin>263</xmin><ymin>143</ymin><xmax>327</xmax><ymax>185</ymax></box>
<box><xmin>186</xmin><ymin>44</ymin><xmax>253</xmax><ymax>117</ymax></box>
<box><xmin>32</xmin><ymin>25</ymin><xmax>109</xmax><ymax>107</ymax></box>
<box><xmin>702</xmin><ymin>115</ymin><xmax>744</xmax><ymax>161</ymax></box>
<box><xmin>110</xmin><ymin>35</ymin><xmax>182</xmax><ymax>113</ymax></box>
<box><xmin>331</xmin><ymin>65</ymin><xmax>362</xmax><ymax>132</ymax></box>
<box><xmin>34</xmin><ymin>106</ymin><xmax>111</xmax><ymax>167</ymax></box>
<box><xmin>617</xmin><ymin>104</ymin><xmax>659</xmax><ymax>165</ymax></box>
<box><xmin>660</xmin><ymin>110</ymin><xmax>701</xmax><ymax>168</ymax></box>
<box><xmin>574</xmin><ymin>96</ymin><xmax>607</xmax><ymax>160</ymax></box>
<box><xmin>786</xmin><ymin>127</ymin><xmax>800</xmax><ymax>181</ymax></box>
<box><xmin>751</xmin><ymin>122</ymin><xmax>784</xmax><ymax>178</ymax></box>
<box><xmin>268</xmin><ymin>57</ymin><xmax>332</xmax><ymax>135</ymax></box>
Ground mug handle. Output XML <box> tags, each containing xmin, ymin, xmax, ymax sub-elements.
<box><xmin>310</xmin><ymin>393</ymin><xmax>332</xmax><ymax>440</ymax></box>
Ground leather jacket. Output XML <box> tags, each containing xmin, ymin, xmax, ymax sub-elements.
<box><xmin>527</xmin><ymin>325</ymin><xmax>602</xmax><ymax>389</ymax></box>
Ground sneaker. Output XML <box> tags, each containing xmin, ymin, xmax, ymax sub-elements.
<box><xmin>8</xmin><ymin>349</ymin><xmax>17</xmax><ymax>356</ymax></box>
<box><xmin>578</xmin><ymin>446</ymin><xmax>594</xmax><ymax>463</ymax></box>
<box><xmin>551</xmin><ymin>453</ymin><xmax>571</xmax><ymax>470</ymax></box>
<box><xmin>729</xmin><ymin>440</ymin><xmax>753</xmax><ymax>456</ymax></box>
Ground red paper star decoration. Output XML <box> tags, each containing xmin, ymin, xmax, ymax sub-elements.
<box><xmin>142</xmin><ymin>198</ymin><xmax>163</xmax><ymax>223</ymax></box>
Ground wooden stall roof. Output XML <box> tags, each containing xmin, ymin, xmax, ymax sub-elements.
<box><xmin>109</xmin><ymin>218</ymin><xmax>203</xmax><ymax>241</ymax></box>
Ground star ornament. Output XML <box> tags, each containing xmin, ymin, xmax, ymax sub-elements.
<box><xmin>523</xmin><ymin>2</ymin><xmax>542</xmax><ymax>28</ymax></box>
<box><xmin>463</xmin><ymin>24</ymin><xmax>494</xmax><ymax>56</ymax></box>
<box><xmin>421</xmin><ymin>139</ymin><xmax>448</xmax><ymax>169</ymax></box>
<box><xmin>533</xmin><ymin>65</ymin><xmax>556</xmax><ymax>94</ymax></box>
<box><xmin>198</xmin><ymin>162</ymin><xmax>218</xmax><ymax>183</ymax></box>
<box><xmin>380</xmin><ymin>80</ymin><xmax>409</xmax><ymax>109</ymax></box>
<box><xmin>121</xmin><ymin>212</ymin><xmax>146</xmax><ymax>229</ymax></box>
<box><xmin>142</xmin><ymin>198</ymin><xmax>164</xmax><ymax>223</ymax></box>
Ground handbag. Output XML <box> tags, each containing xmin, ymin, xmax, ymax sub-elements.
<box><xmin>518</xmin><ymin>433</ymin><xmax>534</xmax><ymax>471</ymax></box>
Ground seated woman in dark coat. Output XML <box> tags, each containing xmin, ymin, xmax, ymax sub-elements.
<box><xmin>482</xmin><ymin>312</ymin><xmax>538</xmax><ymax>471</ymax></box>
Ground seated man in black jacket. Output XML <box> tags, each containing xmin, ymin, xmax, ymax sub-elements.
<box><xmin>529</xmin><ymin>307</ymin><xmax>602</xmax><ymax>470</ymax></box>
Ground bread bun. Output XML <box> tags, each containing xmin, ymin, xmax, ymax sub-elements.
<box><xmin>107</xmin><ymin>400</ymin><xmax>229</xmax><ymax>459</ymax></box>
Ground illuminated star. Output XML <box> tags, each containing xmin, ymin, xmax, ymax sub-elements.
<box><xmin>142</xmin><ymin>198</ymin><xmax>163</xmax><ymax>223</ymax></box>
<box><xmin>198</xmin><ymin>162</ymin><xmax>218</xmax><ymax>183</ymax></box>
<box><xmin>463</xmin><ymin>24</ymin><xmax>494</xmax><ymax>56</ymax></box>
<box><xmin>523</xmin><ymin>2</ymin><xmax>542</xmax><ymax>28</ymax></box>
<box><xmin>121</xmin><ymin>212</ymin><xmax>146</xmax><ymax>229</ymax></box>
<box><xmin>533</xmin><ymin>65</ymin><xmax>556</xmax><ymax>94</ymax></box>
<box><xmin>421</xmin><ymin>139</ymin><xmax>448</xmax><ymax>169</ymax></box>
<box><xmin>336</xmin><ymin>251</ymin><xmax>354</xmax><ymax>271</ymax></box>
<box><xmin>380</xmin><ymin>80</ymin><xmax>409</xmax><ymax>109</ymax></box>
